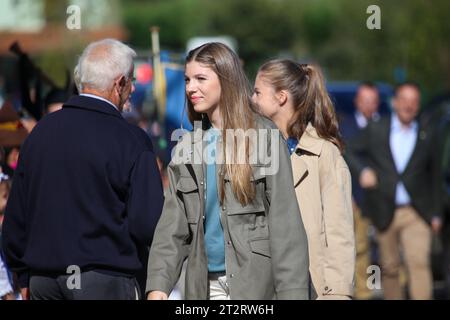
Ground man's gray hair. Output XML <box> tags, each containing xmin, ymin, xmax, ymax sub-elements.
<box><xmin>74</xmin><ymin>39</ymin><xmax>136</xmax><ymax>92</ymax></box>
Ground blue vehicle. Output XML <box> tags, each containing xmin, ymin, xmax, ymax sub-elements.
<box><xmin>327</xmin><ymin>81</ymin><xmax>394</xmax><ymax>117</ymax></box>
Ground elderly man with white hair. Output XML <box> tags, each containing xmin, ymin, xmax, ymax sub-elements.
<box><xmin>1</xmin><ymin>39</ymin><xmax>164</xmax><ymax>300</ymax></box>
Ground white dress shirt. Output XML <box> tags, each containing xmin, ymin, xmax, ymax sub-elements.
<box><xmin>389</xmin><ymin>113</ymin><xmax>418</xmax><ymax>205</ymax></box>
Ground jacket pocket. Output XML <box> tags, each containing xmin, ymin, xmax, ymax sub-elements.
<box><xmin>176</xmin><ymin>176</ymin><xmax>200</xmax><ymax>223</ymax></box>
<box><xmin>226</xmin><ymin>201</ymin><xmax>265</xmax><ymax>215</ymax></box>
<box><xmin>251</xmin><ymin>165</ymin><xmax>266</xmax><ymax>182</ymax></box>
<box><xmin>249</xmin><ymin>238</ymin><xmax>271</xmax><ymax>258</ymax></box>
<box><xmin>176</xmin><ymin>176</ymin><xmax>198</xmax><ymax>193</ymax></box>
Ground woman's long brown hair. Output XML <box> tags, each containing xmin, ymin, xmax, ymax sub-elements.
<box><xmin>257</xmin><ymin>59</ymin><xmax>344</xmax><ymax>152</ymax></box>
<box><xmin>186</xmin><ymin>42</ymin><xmax>256</xmax><ymax>206</ymax></box>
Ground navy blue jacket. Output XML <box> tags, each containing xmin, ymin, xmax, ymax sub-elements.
<box><xmin>340</xmin><ymin>113</ymin><xmax>366</xmax><ymax>209</ymax></box>
<box><xmin>2</xmin><ymin>95</ymin><xmax>164</xmax><ymax>287</ymax></box>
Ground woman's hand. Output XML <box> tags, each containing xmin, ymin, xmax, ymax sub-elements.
<box><xmin>147</xmin><ymin>290</ymin><xmax>168</xmax><ymax>300</ymax></box>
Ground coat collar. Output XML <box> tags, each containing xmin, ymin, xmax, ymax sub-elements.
<box><xmin>291</xmin><ymin>154</ymin><xmax>308</xmax><ymax>188</ymax></box>
<box><xmin>184</xmin><ymin>129</ymin><xmax>206</xmax><ymax>184</ymax></box>
<box><xmin>296</xmin><ymin>123</ymin><xmax>324</xmax><ymax>156</ymax></box>
<box><xmin>62</xmin><ymin>95</ymin><xmax>123</xmax><ymax>119</ymax></box>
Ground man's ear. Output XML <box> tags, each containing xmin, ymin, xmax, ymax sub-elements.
<box><xmin>276</xmin><ymin>90</ymin><xmax>288</xmax><ymax>106</ymax></box>
<box><xmin>118</xmin><ymin>76</ymin><xmax>126</xmax><ymax>88</ymax></box>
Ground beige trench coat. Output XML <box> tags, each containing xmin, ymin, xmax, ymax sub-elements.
<box><xmin>291</xmin><ymin>123</ymin><xmax>355</xmax><ymax>299</ymax></box>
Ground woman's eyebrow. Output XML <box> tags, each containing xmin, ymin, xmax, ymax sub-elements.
<box><xmin>185</xmin><ymin>73</ymin><xmax>208</xmax><ymax>78</ymax></box>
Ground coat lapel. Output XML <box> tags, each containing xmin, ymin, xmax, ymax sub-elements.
<box><xmin>291</xmin><ymin>154</ymin><xmax>308</xmax><ymax>188</ymax></box>
<box><xmin>385</xmin><ymin>116</ymin><xmax>423</xmax><ymax>175</ymax></box>
<box><xmin>291</xmin><ymin>124</ymin><xmax>323</xmax><ymax>188</ymax></box>
<box><xmin>383</xmin><ymin>117</ymin><xmax>398</xmax><ymax>173</ymax></box>
<box><xmin>402</xmin><ymin>123</ymin><xmax>427</xmax><ymax>175</ymax></box>
<box><xmin>190</xmin><ymin>128</ymin><xmax>205</xmax><ymax>183</ymax></box>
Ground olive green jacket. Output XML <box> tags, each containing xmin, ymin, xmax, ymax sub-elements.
<box><xmin>146</xmin><ymin>116</ymin><xmax>309</xmax><ymax>299</ymax></box>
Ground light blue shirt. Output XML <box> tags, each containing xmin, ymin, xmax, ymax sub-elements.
<box><xmin>354</xmin><ymin>111</ymin><xmax>380</xmax><ymax>129</ymax></box>
<box><xmin>286</xmin><ymin>137</ymin><xmax>299</xmax><ymax>155</ymax></box>
<box><xmin>204</xmin><ymin>128</ymin><xmax>225</xmax><ymax>272</ymax></box>
<box><xmin>389</xmin><ymin>114</ymin><xmax>418</xmax><ymax>205</ymax></box>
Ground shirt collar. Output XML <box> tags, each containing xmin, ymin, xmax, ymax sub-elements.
<box><xmin>80</xmin><ymin>93</ymin><xmax>119</xmax><ymax>111</ymax></box>
<box><xmin>286</xmin><ymin>137</ymin><xmax>299</xmax><ymax>155</ymax></box>
<box><xmin>391</xmin><ymin>113</ymin><xmax>418</xmax><ymax>132</ymax></box>
<box><xmin>354</xmin><ymin>111</ymin><xmax>368</xmax><ymax>128</ymax></box>
<box><xmin>354</xmin><ymin>110</ymin><xmax>380</xmax><ymax>129</ymax></box>
<box><xmin>295</xmin><ymin>123</ymin><xmax>324</xmax><ymax>156</ymax></box>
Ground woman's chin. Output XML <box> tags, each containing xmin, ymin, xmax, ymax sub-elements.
<box><xmin>193</xmin><ymin>104</ymin><xmax>209</xmax><ymax>114</ymax></box>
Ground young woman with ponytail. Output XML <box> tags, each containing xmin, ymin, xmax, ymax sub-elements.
<box><xmin>253</xmin><ymin>60</ymin><xmax>355</xmax><ymax>299</ymax></box>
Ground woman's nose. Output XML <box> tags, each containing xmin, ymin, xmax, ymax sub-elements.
<box><xmin>186</xmin><ymin>82</ymin><xmax>196</xmax><ymax>94</ymax></box>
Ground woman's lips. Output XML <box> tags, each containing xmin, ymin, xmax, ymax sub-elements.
<box><xmin>190</xmin><ymin>96</ymin><xmax>202</xmax><ymax>104</ymax></box>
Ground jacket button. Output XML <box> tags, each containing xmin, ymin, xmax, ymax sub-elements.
<box><xmin>200</xmin><ymin>181</ymin><xmax>204</xmax><ymax>185</ymax></box>
<box><xmin>324</xmin><ymin>286</ymin><xmax>329</xmax><ymax>291</ymax></box>
<box><xmin>227</xmin><ymin>241</ymin><xmax>231</xmax><ymax>245</ymax></box>
<box><xmin>230</xmin><ymin>274</ymin><xmax>234</xmax><ymax>278</ymax></box>
<box><xmin>222</xmin><ymin>206</ymin><xmax>226</xmax><ymax>211</ymax></box>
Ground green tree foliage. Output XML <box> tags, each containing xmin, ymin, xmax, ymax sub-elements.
<box><xmin>122</xmin><ymin>0</ymin><xmax>449</xmax><ymax>97</ymax></box>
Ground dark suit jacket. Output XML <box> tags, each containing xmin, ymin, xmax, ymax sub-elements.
<box><xmin>340</xmin><ymin>113</ymin><xmax>366</xmax><ymax>208</ymax></box>
<box><xmin>344</xmin><ymin>116</ymin><xmax>442</xmax><ymax>231</ymax></box>
<box><xmin>2</xmin><ymin>95</ymin><xmax>164</xmax><ymax>290</ymax></box>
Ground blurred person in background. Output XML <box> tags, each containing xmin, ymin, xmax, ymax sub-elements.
<box><xmin>438</xmin><ymin>112</ymin><xmax>450</xmax><ymax>298</ymax></box>
<box><xmin>0</xmin><ymin>172</ymin><xmax>20</xmax><ymax>300</ymax></box>
<box><xmin>345</xmin><ymin>82</ymin><xmax>443</xmax><ymax>299</ymax></box>
<box><xmin>340</xmin><ymin>82</ymin><xmax>381</xmax><ymax>299</ymax></box>
<box><xmin>43</xmin><ymin>88</ymin><xmax>68</xmax><ymax>114</ymax></box>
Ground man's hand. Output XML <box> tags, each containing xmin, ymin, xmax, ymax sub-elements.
<box><xmin>431</xmin><ymin>216</ymin><xmax>442</xmax><ymax>234</ymax></box>
<box><xmin>147</xmin><ymin>290</ymin><xmax>168</xmax><ymax>300</ymax></box>
<box><xmin>1</xmin><ymin>292</ymin><xmax>16</xmax><ymax>300</ymax></box>
<box><xmin>20</xmin><ymin>118</ymin><xmax>37</xmax><ymax>133</ymax></box>
<box><xmin>20</xmin><ymin>287</ymin><xmax>29</xmax><ymax>300</ymax></box>
<box><xmin>359</xmin><ymin>168</ymin><xmax>378</xmax><ymax>189</ymax></box>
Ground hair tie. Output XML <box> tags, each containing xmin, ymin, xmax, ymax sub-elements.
<box><xmin>299</xmin><ymin>63</ymin><xmax>310</xmax><ymax>77</ymax></box>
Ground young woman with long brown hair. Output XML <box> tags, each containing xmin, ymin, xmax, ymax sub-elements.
<box><xmin>146</xmin><ymin>44</ymin><xmax>309</xmax><ymax>300</ymax></box>
<box><xmin>253</xmin><ymin>59</ymin><xmax>355</xmax><ymax>299</ymax></box>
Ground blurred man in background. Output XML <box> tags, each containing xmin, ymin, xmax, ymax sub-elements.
<box><xmin>340</xmin><ymin>82</ymin><xmax>381</xmax><ymax>299</ymax></box>
<box><xmin>345</xmin><ymin>82</ymin><xmax>442</xmax><ymax>299</ymax></box>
